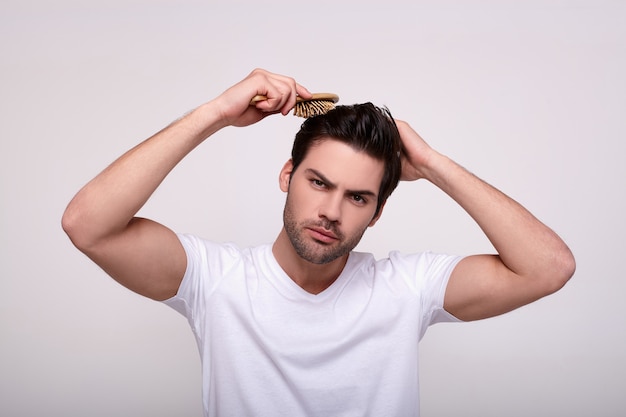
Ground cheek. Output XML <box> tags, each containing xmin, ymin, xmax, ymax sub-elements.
<box><xmin>288</xmin><ymin>187</ymin><xmax>311</xmax><ymax>210</ymax></box>
<box><xmin>288</xmin><ymin>180</ymin><xmax>323</xmax><ymax>209</ymax></box>
<box><xmin>343</xmin><ymin>206</ymin><xmax>377</xmax><ymax>230</ymax></box>
<box><xmin>285</xmin><ymin>187</ymin><xmax>316</xmax><ymax>220</ymax></box>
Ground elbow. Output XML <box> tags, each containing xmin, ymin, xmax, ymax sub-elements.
<box><xmin>61</xmin><ymin>202</ymin><xmax>94</xmax><ymax>252</ymax></box>
<box><xmin>61</xmin><ymin>204</ymin><xmax>81</xmax><ymax>247</ymax></box>
<box><xmin>563</xmin><ymin>249</ymin><xmax>577</xmax><ymax>281</ymax></box>
<box><xmin>545</xmin><ymin>246</ymin><xmax>576</xmax><ymax>295</ymax></box>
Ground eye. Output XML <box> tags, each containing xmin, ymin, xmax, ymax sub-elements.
<box><xmin>311</xmin><ymin>179</ymin><xmax>326</xmax><ymax>188</ymax></box>
<box><xmin>350</xmin><ymin>194</ymin><xmax>367</xmax><ymax>205</ymax></box>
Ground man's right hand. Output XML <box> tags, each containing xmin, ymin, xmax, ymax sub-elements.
<box><xmin>62</xmin><ymin>68</ymin><xmax>309</xmax><ymax>301</ymax></box>
<box><xmin>214</xmin><ymin>68</ymin><xmax>312</xmax><ymax>128</ymax></box>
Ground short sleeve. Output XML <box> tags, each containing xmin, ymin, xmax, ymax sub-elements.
<box><xmin>162</xmin><ymin>234</ymin><xmax>242</xmax><ymax>323</ymax></box>
<box><xmin>387</xmin><ymin>251</ymin><xmax>464</xmax><ymax>339</ymax></box>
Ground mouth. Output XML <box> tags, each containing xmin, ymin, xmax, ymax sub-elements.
<box><xmin>306</xmin><ymin>226</ymin><xmax>339</xmax><ymax>244</ymax></box>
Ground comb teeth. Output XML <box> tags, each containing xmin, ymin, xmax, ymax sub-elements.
<box><xmin>293</xmin><ymin>99</ymin><xmax>336</xmax><ymax>118</ymax></box>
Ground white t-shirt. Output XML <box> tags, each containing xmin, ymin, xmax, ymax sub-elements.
<box><xmin>164</xmin><ymin>233</ymin><xmax>462</xmax><ymax>417</ymax></box>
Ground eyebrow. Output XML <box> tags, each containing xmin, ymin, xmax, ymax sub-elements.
<box><xmin>304</xmin><ymin>168</ymin><xmax>378</xmax><ymax>198</ymax></box>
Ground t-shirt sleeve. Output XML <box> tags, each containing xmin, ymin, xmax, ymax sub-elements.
<box><xmin>162</xmin><ymin>234</ymin><xmax>202</xmax><ymax>319</ymax></box>
<box><xmin>162</xmin><ymin>234</ymin><xmax>241</xmax><ymax>323</ymax></box>
<box><xmin>388</xmin><ymin>251</ymin><xmax>464</xmax><ymax>339</ymax></box>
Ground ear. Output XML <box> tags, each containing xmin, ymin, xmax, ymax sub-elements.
<box><xmin>368</xmin><ymin>200</ymin><xmax>386</xmax><ymax>227</ymax></box>
<box><xmin>279</xmin><ymin>159</ymin><xmax>294</xmax><ymax>192</ymax></box>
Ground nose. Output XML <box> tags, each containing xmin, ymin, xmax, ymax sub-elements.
<box><xmin>318</xmin><ymin>192</ymin><xmax>342</xmax><ymax>224</ymax></box>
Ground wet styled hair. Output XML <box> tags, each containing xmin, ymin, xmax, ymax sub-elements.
<box><xmin>291</xmin><ymin>103</ymin><xmax>402</xmax><ymax>218</ymax></box>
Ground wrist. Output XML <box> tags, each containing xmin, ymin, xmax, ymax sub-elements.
<box><xmin>420</xmin><ymin>151</ymin><xmax>457</xmax><ymax>186</ymax></box>
<box><xmin>186</xmin><ymin>101</ymin><xmax>230</xmax><ymax>139</ymax></box>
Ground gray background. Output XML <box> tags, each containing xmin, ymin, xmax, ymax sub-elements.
<box><xmin>2</xmin><ymin>0</ymin><xmax>624</xmax><ymax>416</ymax></box>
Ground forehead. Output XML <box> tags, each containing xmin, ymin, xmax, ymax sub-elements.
<box><xmin>298</xmin><ymin>139</ymin><xmax>385</xmax><ymax>192</ymax></box>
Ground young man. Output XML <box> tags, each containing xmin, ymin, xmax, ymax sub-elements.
<box><xmin>62</xmin><ymin>68</ymin><xmax>575</xmax><ymax>416</ymax></box>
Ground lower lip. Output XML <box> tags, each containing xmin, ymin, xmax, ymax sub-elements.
<box><xmin>307</xmin><ymin>228</ymin><xmax>338</xmax><ymax>244</ymax></box>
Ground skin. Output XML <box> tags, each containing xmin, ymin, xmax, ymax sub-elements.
<box><xmin>395</xmin><ymin>120</ymin><xmax>576</xmax><ymax>319</ymax></box>
<box><xmin>273</xmin><ymin>139</ymin><xmax>385</xmax><ymax>294</ymax></box>
<box><xmin>62</xmin><ymin>68</ymin><xmax>576</xmax><ymax>322</ymax></box>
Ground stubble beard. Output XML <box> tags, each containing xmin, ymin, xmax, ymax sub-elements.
<box><xmin>282</xmin><ymin>195</ymin><xmax>367</xmax><ymax>265</ymax></box>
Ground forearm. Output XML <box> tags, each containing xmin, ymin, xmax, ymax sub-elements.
<box><xmin>62</xmin><ymin>101</ymin><xmax>224</xmax><ymax>248</ymax></box>
<box><xmin>62</xmin><ymin>68</ymin><xmax>309</xmax><ymax>300</ymax></box>
<box><xmin>423</xmin><ymin>151</ymin><xmax>575</xmax><ymax>281</ymax></box>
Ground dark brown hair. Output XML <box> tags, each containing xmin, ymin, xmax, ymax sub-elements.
<box><xmin>291</xmin><ymin>103</ymin><xmax>402</xmax><ymax>218</ymax></box>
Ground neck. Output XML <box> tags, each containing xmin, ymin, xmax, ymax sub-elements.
<box><xmin>272</xmin><ymin>228</ymin><xmax>349</xmax><ymax>294</ymax></box>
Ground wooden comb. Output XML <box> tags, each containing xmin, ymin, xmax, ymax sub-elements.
<box><xmin>250</xmin><ymin>93</ymin><xmax>339</xmax><ymax>118</ymax></box>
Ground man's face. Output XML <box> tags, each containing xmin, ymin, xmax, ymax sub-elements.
<box><xmin>279</xmin><ymin>139</ymin><xmax>385</xmax><ymax>265</ymax></box>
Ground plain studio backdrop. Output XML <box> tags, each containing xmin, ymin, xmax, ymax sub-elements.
<box><xmin>1</xmin><ymin>1</ymin><xmax>624</xmax><ymax>416</ymax></box>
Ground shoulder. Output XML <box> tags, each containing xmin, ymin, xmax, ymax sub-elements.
<box><xmin>178</xmin><ymin>233</ymin><xmax>240</xmax><ymax>253</ymax></box>
<box><xmin>178</xmin><ymin>233</ymin><xmax>267</xmax><ymax>256</ymax></box>
<box><xmin>387</xmin><ymin>250</ymin><xmax>462</xmax><ymax>274</ymax></box>
<box><xmin>350</xmin><ymin>250</ymin><xmax>461</xmax><ymax>273</ymax></box>
<box><xmin>349</xmin><ymin>250</ymin><xmax>462</xmax><ymax>291</ymax></box>
<box><xmin>178</xmin><ymin>234</ymin><xmax>272</xmax><ymax>270</ymax></box>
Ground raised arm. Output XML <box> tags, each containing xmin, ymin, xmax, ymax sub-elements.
<box><xmin>395</xmin><ymin>121</ymin><xmax>576</xmax><ymax>321</ymax></box>
<box><xmin>62</xmin><ymin>69</ymin><xmax>312</xmax><ymax>301</ymax></box>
